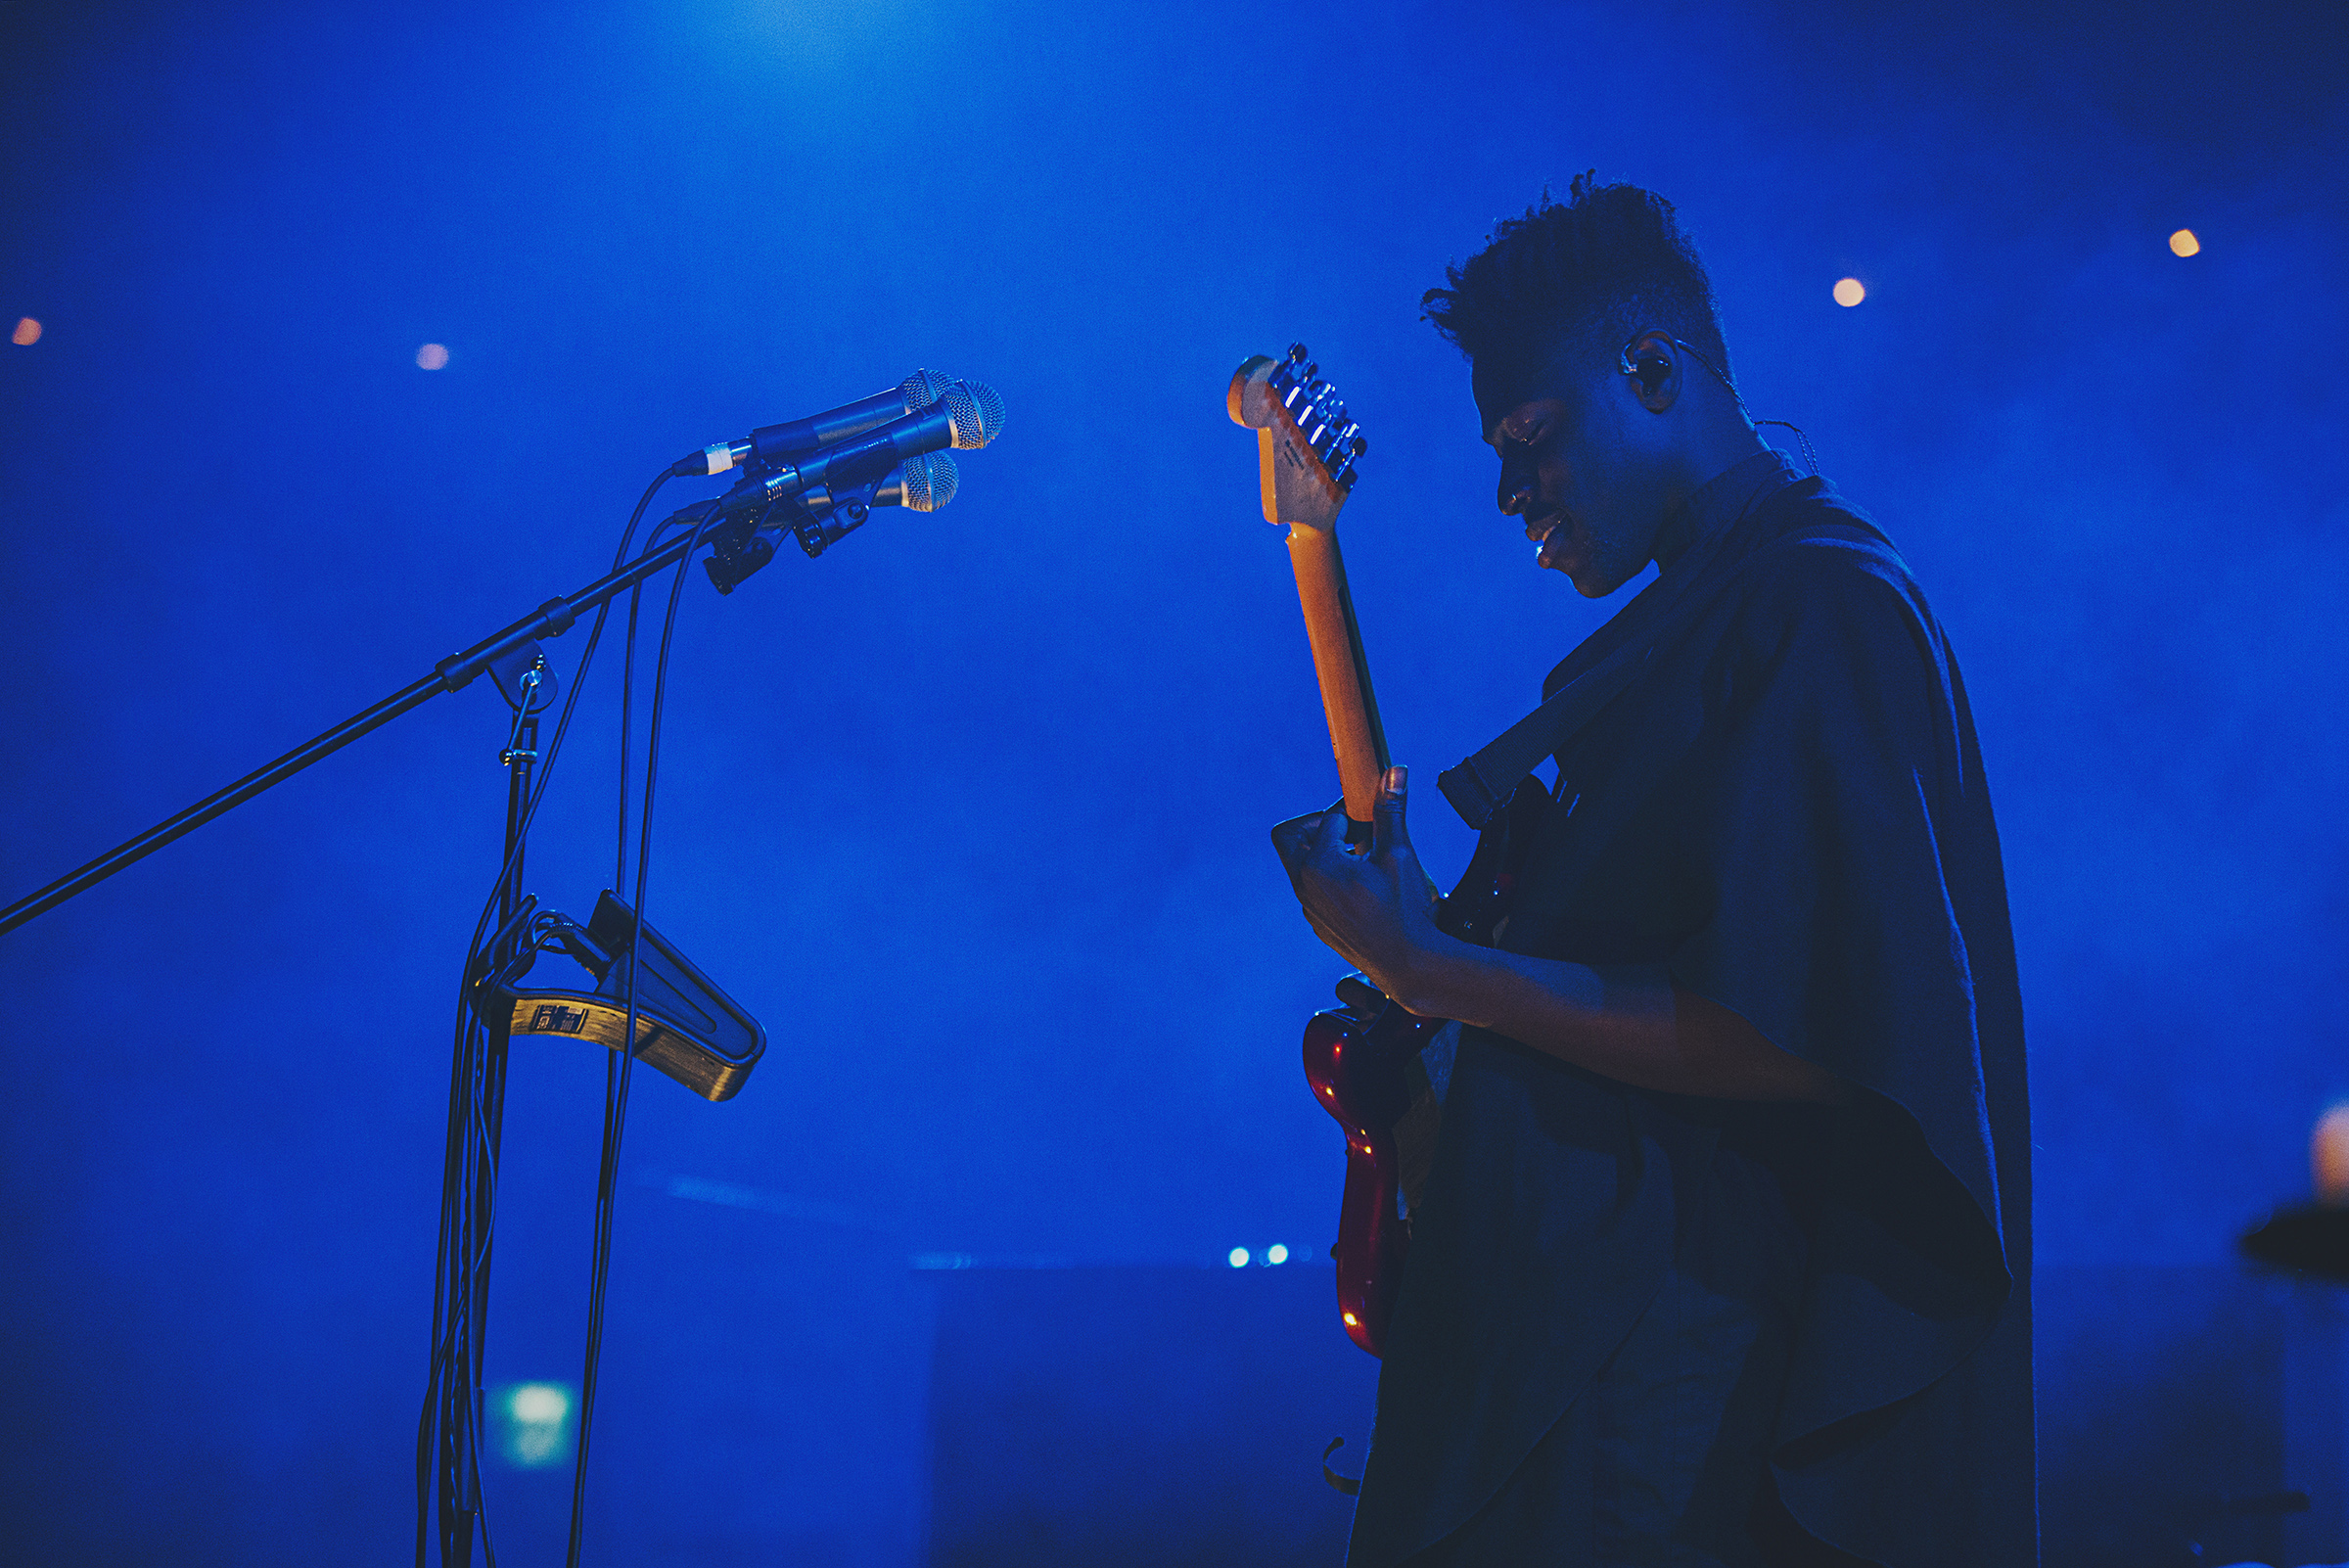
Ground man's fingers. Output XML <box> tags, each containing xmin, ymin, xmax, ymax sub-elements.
<box><xmin>1271</xmin><ymin>798</ymin><xmax>1353</xmax><ymax>873</ymax></box>
<box><xmin>1269</xmin><ymin>811</ymin><xmax>1317</xmax><ymax>870</ymax></box>
<box><xmin>1372</xmin><ymin>764</ymin><xmax>1412</xmax><ymax>859</ymax></box>
<box><xmin>1308</xmin><ymin>801</ymin><xmax>1353</xmax><ymax>858</ymax></box>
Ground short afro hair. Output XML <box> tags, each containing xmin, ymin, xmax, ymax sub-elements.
<box><xmin>1422</xmin><ymin>173</ymin><xmax>1734</xmax><ymax>398</ymax></box>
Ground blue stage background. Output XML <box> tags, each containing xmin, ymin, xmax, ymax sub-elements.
<box><xmin>3</xmin><ymin>0</ymin><xmax>2345</xmax><ymax>1561</ymax></box>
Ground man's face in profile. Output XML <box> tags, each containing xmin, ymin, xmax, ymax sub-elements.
<box><xmin>1473</xmin><ymin>353</ymin><xmax>1662</xmax><ymax>600</ymax></box>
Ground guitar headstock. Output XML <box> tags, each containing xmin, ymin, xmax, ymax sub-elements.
<box><xmin>1227</xmin><ymin>344</ymin><xmax>1368</xmax><ymax>536</ymax></box>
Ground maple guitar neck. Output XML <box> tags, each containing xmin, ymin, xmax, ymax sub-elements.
<box><xmin>1286</xmin><ymin>527</ymin><xmax>1391</xmax><ymax>829</ymax></box>
<box><xmin>1228</xmin><ymin>346</ymin><xmax>1386</xmax><ymax>829</ymax></box>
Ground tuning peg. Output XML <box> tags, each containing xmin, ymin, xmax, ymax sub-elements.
<box><xmin>1351</xmin><ymin>434</ymin><xmax>1369</xmax><ymax>457</ymax></box>
<box><xmin>1288</xmin><ymin>344</ymin><xmax>1309</xmax><ymax>362</ymax></box>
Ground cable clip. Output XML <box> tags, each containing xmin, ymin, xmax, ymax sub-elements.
<box><xmin>499</xmin><ymin>663</ymin><xmax>543</xmax><ymax>765</ymax></box>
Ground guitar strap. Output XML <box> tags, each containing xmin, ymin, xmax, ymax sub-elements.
<box><xmin>1437</xmin><ymin>456</ymin><xmax>1881</xmax><ymax>831</ymax></box>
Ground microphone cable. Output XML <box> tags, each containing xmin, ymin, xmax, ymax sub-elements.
<box><xmin>564</xmin><ymin>494</ymin><xmax>715</xmax><ymax>1567</ymax></box>
<box><xmin>415</xmin><ymin>467</ymin><xmax>676</xmax><ymax>1568</ymax></box>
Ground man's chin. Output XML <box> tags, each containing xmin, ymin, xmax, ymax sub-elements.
<box><xmin>1564</xmin><ymin>562</ymin><xmax>1636</xmax><ymax>599</ymax></box>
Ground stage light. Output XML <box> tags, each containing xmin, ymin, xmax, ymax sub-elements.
<box><xmin>1266</xmin><ymin>1243</ymin><xmax>1290</xmax><ymax>1265</ymax></box>
<box><xmin>2314</xmin><ymin>1103</ymin><xmax>2349</xmax><ymax>1201</ymax></box>
<box><xmin>11</xmin><ymin>317</ymin><xmax>38</xmax><ymax>346</ymax></box>
<box><xmin>2169</xmin><ymin>229</ymin><xmax>2201</xmax><ymax>257</ymax></box>
<box><xmin>511</xmin><ymin>1385</ymin><xmax>566</xmax><ymax>1423</ymax></box>
<box><xmin>416</xmin><ymin>343</ymin><xmax>450</xmax><ymax>370</ymax></box>
<box><xmin>1227</xmin><ymin>1247</ymin><xmax>1250</xmax><ymax>1268</ymax></box>
<box><xmin>1832</xmin><ymin>278</ymin><xmax>1865</xmax><ymax>308</ymax></box>
<box><xmin>494</xmin><ymin>1381</ymin><xmax>575</xmax><ymax>1468</ymax></box>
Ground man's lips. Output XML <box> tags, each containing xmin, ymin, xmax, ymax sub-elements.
<box><xmin>1526</xmin><ymin>512</ymin><xmax>1570</xmax><ymax>569</ymax></box>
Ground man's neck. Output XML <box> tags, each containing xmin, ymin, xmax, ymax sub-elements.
<box><xmin>1685</xmin><ymin>422</ymin><xmax>1772</xmax><ymax>497</ymax></box>
<box><xmin>1649</xmin><ymin>434</ymin><xmax>1779</xmax><ymax>572</ymax></box>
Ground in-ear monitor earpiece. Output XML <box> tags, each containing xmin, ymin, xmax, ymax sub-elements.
<box><xmin>1621</xmin><ymin>346</ymin><xmax>1672</xmax><ymax>397</ymax></box>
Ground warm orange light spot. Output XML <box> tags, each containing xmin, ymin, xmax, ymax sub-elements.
<box><xmin>2315</xmin><ymin>1103</ymin><xmax>2349</xmax><ymax>1201</ymax></box>
<box><xmin>2169</xmin><ymin>229</ymin><xmax>2201</xmax><ymax>257</ymax></box>
<box><xmin>11</xmin><ymin>317</ymin><xmax>39</xmax><ymax>346</ymax></box>
<box><xmin>416</xmin><ymin>343</ymin><xmax>450</xmax><ymax>370</ymax></box>
<box><xmin>1831</xmin><ymin>278</ymin><xmax>1865</xmax><ymax>308</ymax></box>
<box><xmin>1342</xmin><ymin>1313</ymin><xmax>1359</xmax><ymax>1326</ymax></box>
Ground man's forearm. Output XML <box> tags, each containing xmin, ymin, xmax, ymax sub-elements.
<box><xmin>1391</xmin><ymin>937</ymin><xmax>1852</xmax><ymax>1104</ymax></box>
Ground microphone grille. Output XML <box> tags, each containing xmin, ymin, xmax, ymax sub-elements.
<box><xmin>899</xmin><ymin>368</ymin><xmax>955</xmax><ymax>412</ymax></box>
<box><xmin>902</xmin><ymin>450</ymin><xmax>959</xmax><ymax>512</ymax></box>
<box><xmin>940</xmin><ymin>378</ymin><xmax>1004</xmax><ymax>449</ymax></box>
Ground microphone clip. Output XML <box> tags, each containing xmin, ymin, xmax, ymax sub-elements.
<box><xmin>788</xmin><ymin>484</ymin><xmax>876</xmax><ymax>560</ymax></box>
<box><xmin>702</xmin><ymin>508</ymin><xmax>779</xmax><ymax>595</ymax></box>
<box><xmin>701</xmin><ymin>477</ymin><xmax>884</xmax><ymax>595</ymax></box>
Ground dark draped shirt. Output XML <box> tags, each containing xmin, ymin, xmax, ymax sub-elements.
<box><xmin>1347</xmin><ymin>451</ymin><xmax>2035</xmax><ymax>1567</ymax></box>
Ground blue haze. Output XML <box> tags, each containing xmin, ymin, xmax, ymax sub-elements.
<box><xmin>2</xmin><ymin>0</ymin><xmax>2344</xmax><ymax>1559</ymax></box>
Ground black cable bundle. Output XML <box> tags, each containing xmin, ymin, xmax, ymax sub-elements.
<box><xmin>563</xmin><ymin>498</ymin><xmax>713</xmax><ymax>1566</ymax></box>
<box><xmin>413</xmin><ymin>473</ymin><xmax>688</xmax><ymax>1568</ymax></box>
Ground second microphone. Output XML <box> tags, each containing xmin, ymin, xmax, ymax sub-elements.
<box><xmin>714</xmin><ymin>378</ymin><xmax>1002</xmax><ymax>517</ymax></box>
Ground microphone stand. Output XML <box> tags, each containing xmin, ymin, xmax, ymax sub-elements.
<box><xmin>0</xmin><ymin>506</ymin><xmax>718</xmax><ymax>938</ymax></box>
<box><xmin>2</xmin><ymin>453</ymin><xmax>920</xmax><ymax>1563</ymax></box>
<box><xmin>432</xmin><ymin>655</ymin><xmax>546</xmax><ymax>1567</ymax></box>
<box><xmin>0</xmin><ymin>502</ymin><xmax>717</xmax><ymax>1564</ymax></box>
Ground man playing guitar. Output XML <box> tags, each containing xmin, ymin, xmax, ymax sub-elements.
<box><xmin>1272</xmin><ymin>176</ymin><xmax>2033</xmax><ymax>1567</ymax></box>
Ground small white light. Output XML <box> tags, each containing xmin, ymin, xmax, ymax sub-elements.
<box><xmin>416</xmin><ymin>343</ymin><xmax>450</xmax><ymax>370</ymax></box>
<box><xmin>1832</xmin><ymin>277</ymin><xmax>1865</xmax><ymax>308</ymax></box>
<box><xmin>509</xmin><ymin>1384</ymin><xmax>568</xmax><ymax>1424</ymax></box>
<box><xmin>1227</xmin><ymin>1247</ymin><xmax>1250</xmax><ymax>1268</ymax></box>
<box><xmin>495</xmin><ymin>1381</ymin><xmax>576</xmax><ymax>1469</ymax></box>
<box><xmin>1266</xmin><ymin>1243</ymin><xmax>1290</xmax><ymax>1265</ymax></box>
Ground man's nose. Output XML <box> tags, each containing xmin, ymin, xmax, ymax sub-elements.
<box><xmin>1498</xmin><ymin>473</ymin><xmax>1533</xmax><ymax>515</ymax></box>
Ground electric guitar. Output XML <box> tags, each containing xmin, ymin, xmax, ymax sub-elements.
<box><xmin>1230</xmin><ymin>345</ymin><xmax>1546</xmax><ymax>1357</ymax></box>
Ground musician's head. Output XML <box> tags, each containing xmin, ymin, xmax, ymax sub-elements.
<box><xmin>1424</xmin><ymin>174</ymin><xmax>1758</xmax><ymax>597</ymax></box>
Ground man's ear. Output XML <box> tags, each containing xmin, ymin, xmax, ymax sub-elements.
<box><xmin>1618</xmin><ymin>331</ymin><xmax>1681</xmax><ymax>414</ymax></box>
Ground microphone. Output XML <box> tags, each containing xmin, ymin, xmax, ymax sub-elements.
<box><xmin>673</xmin><ymin>369</ymin><xmax>962</xmax><ymax>478</ymax></box>
<box><xmin>803</xmin><ymin>449</ymin><xmax>959</xmax><ymax>517</ymax></box>
<box><xmin>714</xmin><ymin>378</ymin><xmax>1002</xmax><ymax>517</ymax></box>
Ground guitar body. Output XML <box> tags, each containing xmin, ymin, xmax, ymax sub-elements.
<box><xmin>1300</xmin><ymin>777</ymin><xmax>1549</xmax><ymax>1356</ymax></box>
<box><xmin>1304</xmin><ymin>993</ymin><xmax>1445</xmax><ymax>1355</ymax></box>
<box><xmin>1231</xmin><ymin>344</ymin><xmax>1551</xmax><ymax>1357</ymax></box>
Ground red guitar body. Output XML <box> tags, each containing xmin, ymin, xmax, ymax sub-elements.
<box><xmin>1304</xmin><ymin>991</ymin><xmax>1446</xmax><ymax>1357</ymax></box>
<box><xmin>1304</xmin><ymin>778</ymin><xmax>1549</xmax><ymax>1358</ymax></box>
